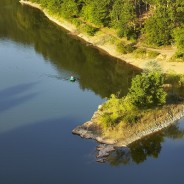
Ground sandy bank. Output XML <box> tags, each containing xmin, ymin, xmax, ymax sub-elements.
<box><xmin>20</xmin><ymin>0</ymin><xmax>184</xmax><ymax>74</ymax></box>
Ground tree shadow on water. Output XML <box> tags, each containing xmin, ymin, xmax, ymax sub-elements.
<box><xmin>0</xmin><ymin>82</ymin><xmax>39</xmax><ymax>113</ymax></box>
<box><xmin>107</xmin><ymin>124</ymin><xmax>184</xmax><ymax>166</ymax></box>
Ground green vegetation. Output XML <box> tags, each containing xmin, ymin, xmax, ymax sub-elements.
<box><xmin>133</xmin><ymin>48</ymin><xmax>159</xmax><ymax>59</ymax></box>
<box><xmin>164</xmin><ymin>70</ymin><xmax>184</xmax><ymax>96</ymax></box>
<box><xmin>99</xmin><ymin>62</ymin><xmax>184</xmax><ymax>129</ymax></box>
<box><xmin>128</xmin><ymin>70</ymin><xmax>166</xmax><ymax>108</ymax></box>
<box><xmin>116</xmin><ymin>42</ymin><xmax>135</xmax><ymax>54</ymax></box>
<box><xmin>80</xmin><ymin>24</ymin><xmax>99</xmax><ymax>36</ymax></box>
<box><xmin>100</xmin><ymin>94</ymin><xmax>139</xmax><ymax>128</ymax></box>
<box><xmin>100</xmin><ymin>62</ymin><xmax>167</xmax><ymax>128</ymax></box>
<box><xmin>173</xmin><ymin>26</ymin><xmax>184</xmax><ymax>60</ymax></box>
<box><xmin>28</xmin><ymin>0</ymin><xmax>184</xmax><ymax>58</ymax></box>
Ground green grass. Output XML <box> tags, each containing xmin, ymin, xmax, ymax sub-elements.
<box><xmin>133</xmin><ymin>48</ymin><xmax>159</xmax><ymax>59</ymax></box>
<box><xmin>116</xmin><ymin>42</ymin><xmax>135</xmax><ymax>54</ymax></box>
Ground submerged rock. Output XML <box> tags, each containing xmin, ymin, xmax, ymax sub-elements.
<box><xmin>96</xmin><ymin>144</ymin><xmax>115</xmax><ymax>163</ymax></box>
<box><xmin>96</xmin><ymin>158</ymin><xmax>106</xmax><ymax>163</ymax></box>
<box><xmin>96</xmin><ymin>144</ymin><xmax>115</xmax><ymax>158</ymax></box>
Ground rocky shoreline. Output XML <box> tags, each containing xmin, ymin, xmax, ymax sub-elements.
<box><xmin>72</xmin><ymin>104</ymin><xmax>184</xmax><ymax>162</ymax></box>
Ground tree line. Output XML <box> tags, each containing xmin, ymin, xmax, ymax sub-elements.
<box><xmin>29</xmin><ymin>0</ymin><xmax>184</xmax><ymax>58</ymax></box>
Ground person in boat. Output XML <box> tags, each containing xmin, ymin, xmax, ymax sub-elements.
<box><xmin>70</xmin><ymin>76</ymin><xmax>76</xmax><ymax>82</ymax></box>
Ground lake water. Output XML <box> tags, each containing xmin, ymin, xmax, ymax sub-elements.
<box><xmin>0</xmin><ymin>1</ymin><xmax>184</xmax><ymax>183</ymax></box>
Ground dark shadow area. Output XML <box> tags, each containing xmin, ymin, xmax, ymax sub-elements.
<box><xmin>0</xmin><ymin>82</ymin><xmax>38</xmax><ymax>98</ymax></box>
<box><xmin>0</xmin><ymin>82</ymin><xmax>38</xmax><ymax>113</ymax></box>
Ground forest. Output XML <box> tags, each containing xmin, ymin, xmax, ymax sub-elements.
<box><xmin>28</xmin><ymin>0</ymin><xmax>184</xmax><ymax>59</ymax></box>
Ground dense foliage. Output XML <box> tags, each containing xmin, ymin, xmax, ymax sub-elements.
<box><xmin>128</xmin><ymin>70</ymin><xmax>166</xmax><ymax>108</ymax></box>
<box><xmin>173</xmin><ymin>26</ymin><xmax>184</xmax><ymax>59</ymax></box>
<box><xmin>100</xmin><ymin>62</ymin><xmax>167</xmax><ymax>127</ymax></box>
<box><xmin>29</xmin><ymin>0</ymin><xmax>184</xmax><ymax>56</ymax></box>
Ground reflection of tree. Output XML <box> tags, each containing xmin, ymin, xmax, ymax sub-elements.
<box><xmin>130</xmin><ymin>135</ymin><xmax>163</xmax><ymax>164</ymax></box>
<box><xmin>164</xmin><ymin>124</ymin><xmax>184</xmax><ymax>140</ymax></box>
<box><xmin>107</xmin><ymin>124</ymin><xmax>184</xmax><ymax>166</ymax></box>
<box><xmin>0</xmin><ymin>0</ymin><xmax>139</xmax><ymax>98</ymax></box>
<box><xmin>107</xmin><ymin>148</ymin><xmax>131</xmax><ymax>166</ymax></box>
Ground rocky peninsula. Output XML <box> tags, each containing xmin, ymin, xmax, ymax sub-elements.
<box><xmin>73</xmin><ymin>103</ymin><xmax>184</xmax><ymax>162</ymax></box>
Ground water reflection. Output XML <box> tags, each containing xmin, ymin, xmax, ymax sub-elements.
<box><xmin>107</xmin><ymin>123</ymin><xmax>184</xmax><ymax>166</ymax></box>
<box><xmin>0</xmin><ymin>0</ymin><xmax>139</xmax><ymax>98</ymax></box>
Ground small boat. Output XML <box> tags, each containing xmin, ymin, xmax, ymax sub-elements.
<box><xmin>70</xmin><ymin>76</ymin><xmax>76</xmax><ymax>82</ymax></box>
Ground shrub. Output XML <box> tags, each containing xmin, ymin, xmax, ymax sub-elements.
<box><xmin>173</xmin><ymin>52</ymin><xmax>184</xmax><ymax>60</ymax></box>
<box><xmin>117</xmin><ymin>29</ymin><xmax>125</xmax><ymax>38</ymax></box>
<box><xmin>71</xmin><ymin>18</ymin><xmax>81</xmax><ymax>27</ymax></box>
<box><xmin>116</xmin><ymin>42</ymin><xmax>128</xmax><ymax>54</ymax></box>
<box><xmin>128</xmin><ymin>69</ymin><xmax>167</xmax><ymax>108</ymax></box>
<box><xmin>82</xmin><ymin>25</ymin><xmax>99</xmax><ymax>36</ymax></box>
<box><xmin>116</xmin><ymin>42</ymin><xmax>135</xmax><ymax>54</ymax></box>
<box><xmin>100</xmin><ymin>112</ymin><xmax>120</xmax><ymax>128</ymax></box>
<box><xmin>99</xmin><ymin>94</ymin><xmax>137</xmax><ymax>128</ymax></box>
<box><xmin>123</xmin><ymin>112</ymin><xmax>140</xmax><ymax>125</ymax></box>
<box><xmin>146</xmin><ymin>50</ymin><xmax>159</xmax><ymax>58</ymax></box>
<box><xmin>173</xmin><ymin>27</ymin><xmax>184</xmax><ymax>53</ymax></box>
<box><xmin>133</xmin><ymin>48</ymin><xmax>146</xmax><ymax>58</ymax></box>
<box><xmin>126</xmin><ymin>44</ymin><xmax>136</xmax><ymax>53</ymax></box>
<box><xmin>133</xmin><ymin>48</ymin><xmax>159</xmax><ymax>59</ymax></box>
<box><xmin>179</xmin><ymin>75</ymin><xmax>184</xmax><ymax>87</ymax></box>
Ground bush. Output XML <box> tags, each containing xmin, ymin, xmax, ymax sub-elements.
<box><xmin>116</xmin><ymin>43</ymin><xmax>128</xmax><ymax>54</ymax></box>
<box><xmin>82</xmin><ymin>25</ymin><xmax>99</xmax><ymax>36</ymax></box>
<box><xmin>146</xmin><ymin>50</ymin><xmax>159</xmax><ymax>58</ymax></box>
<box><xmin>165</xmin><ymin>71</ymin><xmax>184</xmax><ymax>88</ymax></box>
<box><xmin>179</xmin><ymin>75</ymin><xmax>184</xmax><ymax>87</ymax></box>
<box><xmin>133</xmin><ymin>48</ymin><xmax>146</xmax><ymax>58</ymax></box>
<box><xmin>173</xmin><ymin>27</ymin><xmax>184</xmax><ymax>53</ymax></box>
<box><xmin>117</xmin><ymin>27</ymin><xmax>138</xmax><ymax>41</ymax></box>
<box><xmin>133</xmin><ymin>48</ymin><xmax>159</xmax><ymax>59</ymax></box>
<box><xmin>173</xmin><ymin>52</ymin><xmax>184</xmax><ymax>60</ymax></box>
<box><xmin>126</xmin><ymin>44</ymin><xmax>136</xmax><ymax>53</ymax></box>
<box><xmin>100</xmin><ymin>94</ymin><xmax>123</xmax><ymax>128</ymax></box>
<box><xmin>165</xmin><ymin>71</ymin><xmax>181</xmax><ymax>87</ymax></box>
<box><xmin>117</xmin><ymin>29</ymin><xmax>125</xmax><ymax>38</ymax></box>
<box><xmin>71</xmin><ymin>18</ymin><xmax>81</xmax><ymax>27</ymax></box>
<box><xmin>128</xmin><ymin>69</ymin><xmax>167</xmax><ymax>108</ymax></box>
<box><xmin>124</xmin><ymin>112</ymin><xmax>140</xmax><ymax>125</ymax></box>
<box><xmin>100</xmin><ymin>112</ymin><xmax>120</xmax><ymax>128</ymax></box>
<box><xmin>116</xmin><ymin>42</ymin><xmax>135</xmax><ymax>54</ymax></box>
<box><xmin>99</xmin><ymin>94</ymin><xmax>137</xmax><ymax>128</ymax></box>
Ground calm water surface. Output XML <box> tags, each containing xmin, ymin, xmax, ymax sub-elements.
<box><xmin>0</xmin><ymin>1</ymin><xmax>184</xmax><ymax>183</ymax></box>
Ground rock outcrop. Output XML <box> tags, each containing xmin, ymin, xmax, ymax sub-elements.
<box><xmin>73</xmin><ymin>104</ymin><xmax>184</xmax><ymax>162</ymax></box>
